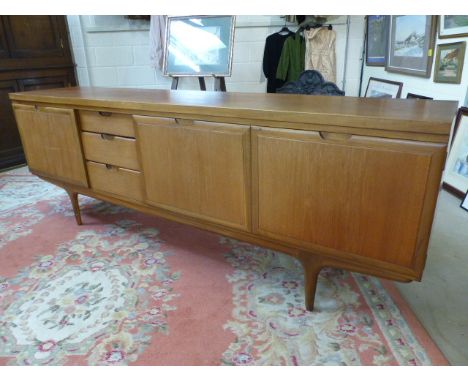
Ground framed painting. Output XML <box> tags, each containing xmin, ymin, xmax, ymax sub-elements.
<box><xmin>364</xmin><ymin>77</ymin><xmax>403</xmax><ymax>98</ymax></box>
<box><xmin>434</xmin><ymin>42</ymin><xmax>466</xmax><ymax>84</ymax></box>
<box><xmin>366</xmin><ymin>15</ymin><xmax>389</xmax><ymax>66</ymax></box>
<box><xmin>406</xmin><ymin>93</ymin><xmax>433</xmax><ymax>100</ymax></box>
<box><xmin>386</xmin><ymin>15</ymin><xmax>437</xmax><ymax>77</ymax></box>
<box><xmin>461</xmin><ymin>191</ymin><xmax>468</xmax><ymax>212</ymax></box>
<box><xmin>439</xmin><ymin>15</ymin><xmax>468</xmax><ymax>38</ymax></box>
<box><xmin>163</xmin><ymin>15</ymin><xmax>235</xmax><ymax>77</ymax></box>
<box><xmin>443</xmin><ymin>107</ymin><xmax>468</xmax><ymax>198</ymax></box>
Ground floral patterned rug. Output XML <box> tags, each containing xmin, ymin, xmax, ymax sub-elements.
<box><xmin>0</xmin><ymin>167</ymin><xmax>448</xmax><ymax>365</ymax></box>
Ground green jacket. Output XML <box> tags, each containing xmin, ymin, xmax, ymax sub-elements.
<box><xmin>276</xmin><ymin>32</ymin><xmax>305</xmax><ymax>82</ymax></box>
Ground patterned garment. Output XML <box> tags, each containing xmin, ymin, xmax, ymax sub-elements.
<box><xmin>0</xmin><ymin>167</ymin><xmax>447</xmax><ymax>365</ymax></box>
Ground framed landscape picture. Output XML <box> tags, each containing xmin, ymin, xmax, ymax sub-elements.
<box><xmin>439</xmin><ymin>15</ymin><xmax>468</xmax><ymax>38</ymax></box>
<box><xmin>386</xmin><ymin>15</ymin><xmax>437</xmax><ymax>77</ymax></box>
<box><xmin>366</xmin><ymin>15</ymin><xmax>389</xmax><ymax>66</ymax></box>
<box><xmin>443</xmin><ymin>107</ymin><xmax>468</xmax><ymax>198</ymax></box>
<box><xmin>364</xmin><ymin>77</ymin><xmax>403</xmax><ymax>98</ymax></box>
<box><xmin>434</xmin><ymin>42</ymin><xmax>466</xmax><ymax>84</ymax></box>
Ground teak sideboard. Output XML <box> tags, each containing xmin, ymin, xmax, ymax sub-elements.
<box><xmin>9</xmin><ymin>87</ymin><xmax>457</xmax><ymax>311</ymax></box>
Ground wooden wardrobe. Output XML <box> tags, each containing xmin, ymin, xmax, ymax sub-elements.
<box><xmin>0</xmin><ymin>16</ymin><xmax>76</xmax><ymax>170</ymax></box>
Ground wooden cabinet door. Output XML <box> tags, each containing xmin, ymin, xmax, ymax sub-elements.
<box><xmin>252</xmin><ymin>126</ymin><xmax>446</xmax><ymax>270</ymax></box>
<box><xmin>0</xmin><ymin>18</ymin><xmax>9</xmax><ymax>58</ymax></box>
<box><xmin>2</xmin><ymin>16</ymin><xmax>66</xmax><ymax>59</ymax></box>
<box><xmin>135</xmin><ymin>116</ymin><xmax>251</xmax><ymax>230</ymax></box>
<box><xmin>0</xmin><ymin>80</ymin><xmax>24</xmax><ymax>168</ymax></box>
<box><xmin>12</xmin><ymin>104</ymin><xmax>88</xmax><ymax>187</ymax></box>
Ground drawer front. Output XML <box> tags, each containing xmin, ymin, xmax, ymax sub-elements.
<box><xmin>79</xmin><ymin>110</ymin><xmax>135</xmax><ymax>137</ymax></box>
<box><xmin>81</xmin><ymin>131</ymin><xmax>140</xmax><ymax>170</ymax></box>
<box><xmin>87</xmin><ymin>161</ymin><xmax>143</xmax><ymax>202</ymax></box>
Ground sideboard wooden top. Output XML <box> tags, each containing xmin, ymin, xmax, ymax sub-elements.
<box><xmin>10</xmin><ymin>86</ymin><xmax>457</xmax><ymax>135</ymax></box>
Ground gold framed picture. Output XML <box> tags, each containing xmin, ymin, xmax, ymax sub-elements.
<box><xmin>434</xmin><ymin>42</ymin><xmax>466</xmax><ymax>84</ymax></box>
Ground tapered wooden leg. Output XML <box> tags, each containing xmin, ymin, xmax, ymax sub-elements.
<box><xmin>66</xmin><ymin>190</ymin><xmax>82</xmax><ymax>225</ymax></box>
<box><xmin>299</xmin><ymin>255</ymin><xmax>324</xmax><ymax>311</ymax></box>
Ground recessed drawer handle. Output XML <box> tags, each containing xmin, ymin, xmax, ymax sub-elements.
<box><xmin>98</xmin><ymin>111</ymin><xmax>112</xmax><ymax>117</ymax></box>
<box><xmin>105</xmin><ymin>164</ymin><xmax>114</xmax><ymax>170</ymax></box>
<box><xmin>174</xmin><ymin>118</ymin><xmax>193</xmax><ymax>126</ymax></box>
<box><xmin>100</xmin><ymin>133</ymin><xmax>114</xmax><ymax>140</ymax></box>
<box><xmin>319</xmin><ymin>131</ymin><xmax>353</xmax><ymax>141</ymax></box>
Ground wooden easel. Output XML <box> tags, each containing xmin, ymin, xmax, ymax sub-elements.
<box><xmin>171</xmin><ymin>75</ymin><xmax>226</xmax><ymax>92</ymax></box>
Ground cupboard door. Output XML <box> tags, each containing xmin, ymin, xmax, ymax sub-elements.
<box><xmin>0</xmin><ymin>80</ymin><xmax>24</xmax><ymax>169</ymax></box>
<box><xmin>252</xmin><ymin>126</ymin><xmax>446</xmax><ymax>269</ymax></box>
<box><xmin>0</xmin><ymin>18</ymin><xmax>9</xmax><ymax>58</ymax></box>
<box><xmin>135</xmin><ymin>116</ymin><xmax>251</xmax><ymax>230</ymax></box>
<box><xmin>2</xmin><ymin>16</ymin><xmax>65</xmax><ymax>59</ymax></box>
<box><xmin>12</xmin><ymin>104</ymin><xmax>88</xmax><ymax>187</ymax></box>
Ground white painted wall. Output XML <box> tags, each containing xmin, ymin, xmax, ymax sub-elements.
<box><xmin>363</xmin><ymin>21</ymin><xmax>468</xmax><ymax>106</ymax></box>
<box><xmin>66</xmin><ymin>15</ymin><xmax>366</xmax><ymax>96</ymax></box>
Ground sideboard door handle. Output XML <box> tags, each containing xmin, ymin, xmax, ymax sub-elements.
<box><xmin>98</xmin><ymin>111</ymin><xmax>112</xmax><ymax>117</ymax></box>
<box><xmin>100</xmin><ymin>133</ymin><xmax>114</xmax><ymax>140</ymax></box>
<box><xmin>174</xmin><ymin>118</ymin><xmax>193</xmax><ymax>126</ymax></box>
<box><xmin>319</xmin><ymin>132</ymin><xmax>353</xmax><ymax>141</ymax></box>
<box><xmin>105</xmin><ymin>164</ymin><xmax>114</xmax><ymax>170</ymax></box>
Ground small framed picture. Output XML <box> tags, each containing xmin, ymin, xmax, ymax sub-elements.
<box><xmin>366</xmin><ymin>16</ymin><xmax>389</xmax><ymax>66</ymax></box>
<box><xmin>406</xmin><ymin>93</ymin><xmax>433</xmax><ymax>100</ymax></box>
<box><xmin>461</xmin><ymin>191</ymin><xmax>468</xmax><ymax>212</ymax></box>
<box><xmin>386</xmin><ymin>15</ymin><xmax>437</xmax><ymax>77</ymax></box>
<box><xmin>434</xmin><ymin>42</ymin><xmax>466</xmax><ymax>84</ymax></box>
<box><xmin>439</xmin><ymin>15</ymin><xmax>468</xmax><ymax>39</ymax></box>
<box><xmin>443</xmin><ymin>107</ymin><xmax>468</xmax><ymax>198</ymax></box>
<box><xmin>364</xmin><ymin>77</ymin><xmax>403</xmax><ymax>98</ymax></box>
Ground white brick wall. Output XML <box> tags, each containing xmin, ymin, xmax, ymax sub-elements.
<box><xmin>67</xmin><ymin>15</ymin><xmax>90</xmax><ymax>86</ymax></box>
<box><xmin>67</xmin><ymin>15</ymin><xmax>366</xmax><ymax>96</ymax></box>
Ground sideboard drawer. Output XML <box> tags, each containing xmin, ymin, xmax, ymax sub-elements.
<box><xmin>79</xmin><ymin>110</ymin><xmax>135</xmax><ymax>137</ymax></box>
<box><xmin>81</xmin><ymin>131</ymin><xmax>140</xmax><ymax>170</ymax></box>
<box><xmin>87</xmin><ymin>161</ymin><xmax>144</xmax><ymax>202</ymax></box>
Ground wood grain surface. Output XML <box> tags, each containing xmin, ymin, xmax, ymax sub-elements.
<box><xmin>9</xmin><ymin>87</ymin><xmax>457</xmax><ymax>135</ymax></box>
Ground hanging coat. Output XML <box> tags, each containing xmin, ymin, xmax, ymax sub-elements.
<box><xmin>149</xmin><ymin>15</ymin><xmax>167</xmax><ymax>71</ymax></box>
<box><xmin>276</xmin><ymin>31</ymin><xmax>306</xmax><ymax>83</ymax></box>
<box><xmin>304</xmin><ymin>27</ymin><xmax>337</xmax><ymax>83</ymax></box>
<box><xmin>263</xmin><ymin>31</ymin><xmax>294</xmax><ymax>93</ymax></box>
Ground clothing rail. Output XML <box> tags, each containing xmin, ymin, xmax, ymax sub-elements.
<box><xmin>235</xmin><ymin>21</ymin><xmax>348</xmax><ymax>28</ymax></box>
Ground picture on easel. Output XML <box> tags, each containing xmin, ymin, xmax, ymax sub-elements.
<box><xmin>163</xmin><ymin>15</ymin><xmax>235</xmax><ymax>91</ymax></box>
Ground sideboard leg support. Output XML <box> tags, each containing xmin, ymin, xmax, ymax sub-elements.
<box><xmin>66</xmin><ymin>190</ymin><xmax>82</xmax><ymax>225</ymax></box>
<box><xmin>299</xmin><ymin>255</ymin><xmax>324</xmax><ymax>312</ymax></box>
